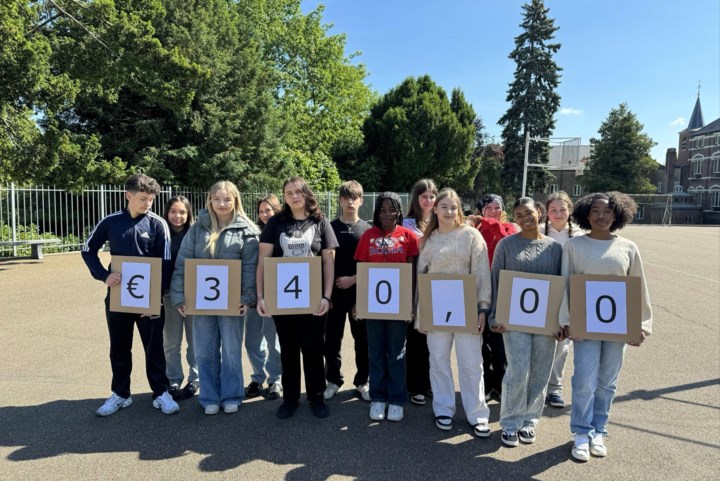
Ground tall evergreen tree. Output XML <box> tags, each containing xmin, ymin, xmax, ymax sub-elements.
<box><xmin>498</xmin><ymin>0</ymin><xmax>562</xmax><ymax>196</ymax></box>
<box><xmin>582</xmin><ymin>103</ymin><xmax>658</xmax><ymax>194</ymax></box>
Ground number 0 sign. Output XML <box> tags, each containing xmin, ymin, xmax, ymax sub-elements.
<box><xmin>264</xmin><ymin>256</ymin><xmax>322</xmax><ymax>315</ymax></box>
<box><xmin>109</xmin><ymin>255</ymin><xmax>162</xmax><ymax>315</ymax></box>
<box><xmin>417</xmin><ymin>274</ymin><xmax>478</xmax><ymax>333</ymax></box>
<box><xmin>494</xmin><ymin>270</ymin><xmax>565</xmax><ymax>335</ymax></box>
<box><xmin>356</xmin><ymin>263</ymin><xmax>413</xmax><ymax>320</ymax></box>
<box><xmin>569</xmin><ymin>274</ymin><xmax>642</xmax><ymax>343</ymax></box>
<box><xmin>184</xmin><ymin>259</ymin><xmax>242</xmax><ymax>316</ymax></box>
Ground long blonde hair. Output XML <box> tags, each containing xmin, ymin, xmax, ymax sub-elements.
<box><xmin>206</xmin><ymin>181</ymin><xmax>257</xmax><ymax>256</ymax></box>
<box><xmin>422</xmin><ymin>188</ymin><xmax>465</xmax><ymax>246</ymax></box>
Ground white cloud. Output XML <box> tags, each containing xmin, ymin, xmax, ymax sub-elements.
<box><xmin>560</xmin><ymin>107</ymin><xmax>583</xmax><ymax>115</ymax></box>
<box><xmin>670</xmin><ymin>117</ymin><xmax>686</xmax><ymax>126</ymax></box>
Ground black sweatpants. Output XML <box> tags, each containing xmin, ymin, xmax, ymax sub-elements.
<box><xmin>324</xmin><ymin>288</ymin><xmax>369</xmax><ymax>388</ymax></box>
<box><xmin>482</xmin><ymin>329</ymin><xmax>507</xmax><ymax>394</ymax></box>
<box><xmin>406</xmin><ymin>325</ymin><xmax>431</xmax><ymax>396</ymax></box>
<box><xmin>274</xmin><ymin>313</ymin><xmax>326</xmax><ymax>404</ymax></box>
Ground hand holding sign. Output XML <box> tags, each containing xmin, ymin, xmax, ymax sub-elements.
<box><xmin>417</xmin><ymin>274</ymin><xmax>478</xmax><ymax>333</ymax></box>
<box><xmin>356</xmin><ymin>263</ymin><xmax>413</xmax><ymax>321</ymax></box>
<box><xmin>184</xmin><ymin>259</ymin><xmax>242</xmax><ymax>316</ymax></box>
<box><xmin>494</xmin><ymin>271</ymin><xmax>564</xmax><ymax>335</ymax></box>
<box><xmin>109</xmin><ymin>256</ymin><xmax>162</xmax><ymax>315</ymax></box>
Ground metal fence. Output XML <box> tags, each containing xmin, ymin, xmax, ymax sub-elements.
<box><xmin>0</xmin><ymin>183</ymin><xmax>410</xmax><ymax>257</ymax></box>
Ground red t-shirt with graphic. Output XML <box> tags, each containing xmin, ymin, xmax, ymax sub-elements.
<box><xmin>354</xmin><ymin>225</ymin><xmax>420</xmax><ymax>263</ymax></box>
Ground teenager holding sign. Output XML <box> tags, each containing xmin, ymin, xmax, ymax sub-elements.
<box><xmin>243</xmin><ymin>194</ymin><xmax>283</xmax><ymax>401</ymax></box>
<box><xmin>403</xmin><ymin>179</ymin><xmax>437</xmax><ymax>406</ymax></box>
<box><xmin>256</xmin><ymin>177</ymin><xmax>338</xmax><ymax>419</ymax></box>
<box><xmin>356</xmin><ymin>192</ymin><xmax>420</xmax><ymax>422</ymax></box>
<box><xmin>416</xmin><ymin>189</ymin><xmax>492</xmax><ymax>436</ymax></box>
<box><xmin>541</xmin><ymin>191</ymin><xmax>584</xmax><ymax>409</ymax></box>
<box><xmin>488</xmin><ymin>198</ymin><xmax>563</xmax><ymax>447</ymax></box>
<box><xmin>170</xmin><ymin>181</ymin><xmax>259</xmax><ymax>415</ymax></box>
<box><xmin>560</xmin><ymin>192</ymin><xmax>652</xmax><ymax>462</ymax></box>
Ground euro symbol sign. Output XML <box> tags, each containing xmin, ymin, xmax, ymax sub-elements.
<box><xmin>126</xmin><ymin>275</ymin><xmax>145</xmax><ymax>299</ymax></box>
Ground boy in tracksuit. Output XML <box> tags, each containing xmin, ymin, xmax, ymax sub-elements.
<box><xmin>82</xmin><ymin>174</ymin><xmax>179</xmax><ymax>416</ymax></box>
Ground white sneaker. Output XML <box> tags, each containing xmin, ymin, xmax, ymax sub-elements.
<box><xmin>223</xmin><ymin>403</ymin><xmax>239</xmax><ymax>414</ymax></box>
<box><xmin>590</xmin><ymin>433</ymin><xmax>607</xmax><ymax>457</ymax></box>
<box><xmin>572</xmin><ymin>435</ymin><xmax>590</xmax><ymax>462</ymax></box>
<box><xmin>324</xmin><ymin>382</ymin><xmax>340</xmax><ymax>400</ymax></box>
<box><xmin>96</xmin><ymin>393</ymin><xmax>132</xmax><ymax>417</ymax></box>
<box><xmin>356</xmin><ymin>383</ymin><xmax>371</xmax><ymax>402</ymax></box>
<box><xmin>204</xmin><ymin>404</ymin><xmax>220</xmax><ymax>415</ymax></box>
<box><xmin>387</xmin><ymin>404</ymin><xmax>404</xmax><ymax>422</ymax></box>
<box><xmin>152</xmin><ymin>391</ymin><xmax>180</xmax><ymax>415</ymax></box>
<box><xmin>369</xmin><ymin>401</ymin><xmax>386</xmax><ymax>421</ymax></box>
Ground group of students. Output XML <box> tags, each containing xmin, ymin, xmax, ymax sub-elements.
<box><xmin>81</xmin><ymin>173</ymin><xmax>652</xmax><ymax>463</ymax></box>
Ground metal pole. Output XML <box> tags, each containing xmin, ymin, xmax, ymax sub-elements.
<box><xmin>521</xmin><ymin>129</ymin><xmax>530</xmax><ymax>198</ymax></box>
<box><xmin>100</xmin><ymin>184</ymin><xmax>106</xmax><ymax>219</ymax></box>
<box><xmin>10</xmin><ymin>182</ymin><xmax>17</xmax><ymax>256</ymax></box>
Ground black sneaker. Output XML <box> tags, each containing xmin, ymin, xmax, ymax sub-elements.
<box><xmin>169</xmin><ymin>385</ymin><xmax>184</xmax><ymax>401</ymax></box>
<box><xmin>310</xmin><ymin>400</ymin><xmax>330</xmax><ymax>418</ymax></box>
<box><xmin>182</xmin><ymin>380</ymin><xmax>199</xmax><ymax>398</ymax></box>
<box><xmin>276</xmin><ymin>401</ymin><xmax>298</xmax><ymax>419</ymax></box>
<box><xmin>246</xmin><ymin>381</ymin><xmax>263</xmax><ymax>399</ymax></box>
<box><xmin>501</xmin><ymin>430</ymin><xmax>519</xmax><ymax>447</ymax></box>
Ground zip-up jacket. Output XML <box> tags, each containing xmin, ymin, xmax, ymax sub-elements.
<box><xmin>81</xmin><ymin>208</ymin><xmax>172</xmax><ymax>290</ymax></box>
<box><xmin>169</xmin><ymin>209</ymin><xmax>260</xmax><ymax>309</ymax></box>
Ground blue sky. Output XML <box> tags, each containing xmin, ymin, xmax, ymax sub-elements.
<box><xmin>302</xmin><ymin>0</ymin><xmax>719</xmax><ymax>165</ymax></box>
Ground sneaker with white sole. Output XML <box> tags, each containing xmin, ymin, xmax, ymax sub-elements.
<box><xmin>590</xmin><ymin>433</ymin><xmax>607</xmax><ymax>457</ymax></box>
<box><xmin>152</xmin><ymin>391</ymin><xmax>180</xmax><ymax>415</ymax></box>
<box><xmin>387</xmin><ymin>404</ymin><xmax>404</xmax><ymax>422</ymax></box>
<box><xmin>572</xmin><ymin>434</ymin><xmax>591</xmax><ymax>462</ymax></box>
<box><xmin>410</xmin><ymin>394</ymin><xmax>426</xmax><ymax>405</ymax></box>
<box><xmin>473</xmin><ymin>422</ymin><xmax>491</xmax><ymax>438</ymax></box>
<box><xmin>267</xmin><ymin>382</ymin><xmax>282</xmax><ymax>400</ymax></box>
<box><xmin>223</xmin><ymin>403</ymin><xmax>239</xmax><ymax>414</ymax></box>
<box><xmin>205</xmin><ymin>404</ymin><xmax>220</xmax><ymax>415</ymax></box>
<box><xmin>501</xmin><ymin>430</ymin><xmax>519</xmax><ymax>447</ymax></box>
<box><xmin>369</xmin><ymin>401</ymin><xmax>386</xmax><ymax>421</ymax></box>
<box><xmin>546</xmin><ymin>392</ymin><xmax>565</xmax><ymax>408</ymax></box>
<box><xmin>96</xmin><ymin>393</ymin><xmax>132</xmax><ymax>417</ymax></box>
<box><xmin>519</xmin><ymin>426</ymin><xmax>536</xmax><ymax>444</ymax></box>
<box><xmin>356</xmin><ymin>383</ymin><xmax>371</xmax><ymax>402</ymax></box>
<box><xmin>324</xmin><ymin>382</ymin><xmax>340</xmax><ymax>400</ymax></box>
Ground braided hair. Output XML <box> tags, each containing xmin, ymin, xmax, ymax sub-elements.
<box><xmin>373</xmin><ymin>192</ymin><xmax>404</xmax><ymax>232</ymax></box>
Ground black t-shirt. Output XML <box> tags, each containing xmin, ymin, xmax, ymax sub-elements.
<box><xmin>260</xmin><ymin>214</ymin><xmax>338</xmax><ymax>257</ymax></box>
<box><xmin>331</xmin><ymin>218</ymin><xmax>370</xmax><ymax>277</ymax></box>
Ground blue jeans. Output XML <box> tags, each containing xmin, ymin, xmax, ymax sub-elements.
<box><xmin>162</xmin><ymin>294</ymin><xmax>198</xmax><ymax>386</ymax></box>
<box><xmin>244</xmin><ymin>307</ymin><xmax>282</xmax><ymax>385</ymax></box>
<box><xmin>193</xmin><ymin>315</ymin><xmax>245</xmax><ymax>408</ymax></box>
<box><xmin>366</xmin><ymin>319</ymin><xmax>408</xmax><ymax>406</ymax></box>
<box><xmin>571</xmin><ymin>339</ymin><xmax>626</xmax><ymax>436</ymax></box>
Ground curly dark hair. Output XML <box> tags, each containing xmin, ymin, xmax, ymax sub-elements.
<box><xmin>573</xmin><ymin>192</ymin><xmax>637</xmax><ymax>232</ymax></box>
<box><xmin>125</xmin><ymin>173</ymin><xmax>160</xmax><ymax>194</ymax></box>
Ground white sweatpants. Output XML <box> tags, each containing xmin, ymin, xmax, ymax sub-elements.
<box><xmin>427</xmin><ymin>331</ymin><xmax>489</xmax><ymax>426</ymax></box>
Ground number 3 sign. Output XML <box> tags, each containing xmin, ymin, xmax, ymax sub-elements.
<box><xmin>356</xmin><ymin>263</ymin><xmax>413</xmax><ymax>320</ymax></box>
<box><xmin>263</xmin><ymin>257</ymin><xmax>322</xmax><ymax>315</ymax></box>
<box><xmin>184</xmin><ymin>259</ymin><xmax>243</xmax><ymax>316</ymax></box>
<box><xmin>569</xmin><ymin>274</ymin><xmax>642</xmax><ymax>343</ymax></box>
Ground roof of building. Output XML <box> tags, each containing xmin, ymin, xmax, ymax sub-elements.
<box><xmin>690</xmin><ymin>117</ymin><xmax>720</xmax><ymax>136</ymax></box>
<box><xmin>687</xmin><ymin>96</ymin><xmax>704</xmax><ymax>130</ymax></box>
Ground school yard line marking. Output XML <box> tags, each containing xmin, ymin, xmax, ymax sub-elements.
<box><xmin>645</xmin><ymin>262</ymin><xmax>720</xmax><ymax>284</ymax></box>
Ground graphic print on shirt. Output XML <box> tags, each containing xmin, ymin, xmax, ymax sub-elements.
<box><xmin>369</xmin><ymin>235</ymin><xmax>405</xmax><ymax>256</ymax></box>
<box><xmin>279</xmin><ymin>224</ymin><xmax>317</xmax><ymax>257</ymax></box>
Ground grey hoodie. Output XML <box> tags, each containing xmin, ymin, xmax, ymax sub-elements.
<box><xmin>169</xmin><ymin>209</ymin><xmax>259</xmax><ymax>308</ymax></box>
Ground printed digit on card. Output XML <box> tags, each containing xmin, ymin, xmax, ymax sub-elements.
<box><xmin>585</xmin><ymin>281</ymin><xmax>627</xmax><ymax>334</ymax></box>
<box><xmin>367</xmin><ymin>268</ymin><xmax>400</xmax><ymax>314</ymax></box>
<box><xmin>276</xmin><ymin>262</ymin><xmax>310</xmax><ymax>309</ymax></box>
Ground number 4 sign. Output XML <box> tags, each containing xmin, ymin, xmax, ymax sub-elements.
<box><xmin>184</xmin><ymin>259</ymin><xmax>243</xmax><ymax>316</ymax></box>
<box><xmin>356</xmin><ymin>263</ymin><xmax>413</xmax><ymax>320</ymax></box>
<box><xmin>417</xmin><ymin>274</ymin><xmax>479</xmax><ymax>333</ymax></box>
<box><xmin>263</xmin><ymin>257</ymin><xmax>322</xmax><ymax>315</ymax></box>
<box><xmin>569</xmin><ymin>274</ymin><xmax>642</xmax><ymax>343</ymax></box>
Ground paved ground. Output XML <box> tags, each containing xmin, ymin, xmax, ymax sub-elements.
<box><xmin>1</xmin><ymin>225</ymin><xmax>718</xmax><ymax>481</ymax></box>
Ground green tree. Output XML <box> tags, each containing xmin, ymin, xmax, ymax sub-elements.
<box><xmin>498</xmin><ymin>0</ymin><xmax>562</xmax><ymax>196</ymax></box>
<box><xmin>359</xmin><ymin>75</ymin><xmax>477</xmax><ymax>192</ymax></box>
<box><xmin>582</xmin><ymin>103</ymin><xmax>658</xmax><ymax>194</ymax></box>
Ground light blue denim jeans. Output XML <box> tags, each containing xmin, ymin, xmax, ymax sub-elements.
<box><xmin>244</xmin><ymin>307</ymin><xmax>282</xmax><ymax>385</ymax></box>
<box><xmin>366</xmin><ymin>319</ymin><xmax>408</xmax><ymax>406</ymax></box>
<box><xmin>162</xmin><ymin>294</ymin><xmax>198</xmax><ymax>386</ymax></box>
<box><xmin>500</xmin><ymin>331</ymin><xmax>556</xmax><ymax>432</ymax></box>
<box><xmin>193</xmin><ymin>314</ymin><xmax>245</xmax><ymax>408</ymax></box>
<box><xmin>570</xmin><ymin>339</ymin><xmax>626</xmax><ymax>436</ymax></box>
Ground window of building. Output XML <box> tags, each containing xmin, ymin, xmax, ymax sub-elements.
<box><xmin>550</xmin><ymin>184</ymin><xmax>558</xmax><ymax>194</ymax></box>
<box><xmin>636</xmin><ymin>206</ymin><xmax>645</xmax><ymax>220</ymax></box>
<box><xmin>681</xmin><ymin>137</ymin><xmax>687</xmax><ymax>150</ymax></box>
<box><xmin>710</xmin><ymin>186</ymin><xmax>720</xmax><ymax>208</ymax></box>
<box><xmin>657</xmin><ymin>180</ymin><xmax>662</xmax><ymax>193</ymax></box>
<box><xmin>713</xmin><ymin>152</ymin><xmax>720</xmax><ymax>173</ymax></box>
<box><xmin>674</xmin><ymin>183</ymin><xmax>683</xmax><ymax>193</ymax></box>
<box><xmin>692</xmin><ymin>155</ymin><xmax>704</xmax><ymax>175</ymax></box>
<box><xmin>693</xmin><ymin>187</ymin><xmax>704</xmax><ymax>206</ymax></box>
<box><xmin>573</xmin><ymin>184</ymin><xmax>582</xmax><ymax>197</ymax></box>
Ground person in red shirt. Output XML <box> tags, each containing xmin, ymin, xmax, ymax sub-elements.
<box><xmin>355</xmin><ymin>192</ymin><xmax>419</xmax><ymax>423</ymax></box>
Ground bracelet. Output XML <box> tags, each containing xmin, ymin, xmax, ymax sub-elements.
<box><xmin>322</xmin><ymin>296</ymin><xmax>331</xmax><ymax>303</ymax></box>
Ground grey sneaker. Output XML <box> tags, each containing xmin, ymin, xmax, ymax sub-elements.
<box><xmin>96</xmin><ymin>393</ymin><xmax>132</xmax><ymax>417</ymax></box>
<box><xmin>152</xmin><ymin>391</ymin><xmax>180</xmax><ymax>415</ymax></box>
<box><xmin>369</xmin><ymin>402</ymin><xmax>386</xmax><ymax>421</ymax></box>
<box><xmin>501</xmin><ymin>430</ymin><xmax>519</xmax><ymax>447</ymax></box>
<box><xmin>387</xmin><ymin>404</ymin><xmax>404</xmax><ymax>422</ymax></box>
<box><xmin>324</xmin><ymin>382</ymin><xmax>340</xmax><ymax>400</ymax></box>
<box><xmin>356</xmin><ymin>383</ymin><xmax>371</xmax><ymax>402</ymax></box>
<box><xmin>267</xmin><ymin>382</ymin><xmax>282</xmax><ymax>400</ymax></box>
<box><xmin>519</xmin><ymin>426</ymin><xmax>536</xmax><ymax>444</ymax></box>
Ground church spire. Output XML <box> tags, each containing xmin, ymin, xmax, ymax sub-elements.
<box><xmin>687</xmin><ymin>88</ymin><xmax>704</xmax><ymax>130</ymax></box>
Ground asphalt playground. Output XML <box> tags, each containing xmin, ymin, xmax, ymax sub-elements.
<box><xmin>0</xmin><ymin>225</ymin><xmax>718</xmax><ymax>481</ymax></box>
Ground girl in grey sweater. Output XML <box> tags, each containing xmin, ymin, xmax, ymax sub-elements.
<box><xmin>489</xmin><ymin>198</ymin><xmax>563</xmax><ymax>447</ymax></box>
